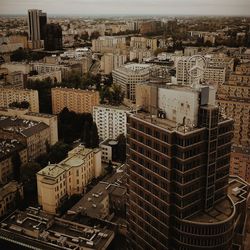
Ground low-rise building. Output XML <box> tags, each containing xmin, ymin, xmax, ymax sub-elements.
<box><xmin>0</xmin><ymin>87</ymin><xmax>39</xmax><ymax>112</ymax></box>
<box><xmin>27</xmin><ymin>70</ymin><xmax>62</xmax><ymax>84</ymax></box>
<box><xmin>0</xmin><ymin>108</ymin><xmax>58</xmax><ymax>145</ymax></box>
<box><xmin>0</xmin><ymin>139</ymin><xmax>27</xmax><ymax>185</ymax></box>
<box><xmin>0</xmin><ymin>207</ymin><xmax>114</xmax><ymax>249</ymax></box>
<box><xmin>52</xmin><ymin>87</ymin><xmax>99</xmax><ymax>114</ymax></box>
<box><xmin>0</xmin><ymin>181</ymin><xmax>23</xmax><ymax>218</ymax></box>
<box><xmin>67</xmin><ymin>164</ymin><xmax>127</xmax><ymax>220</ymax></box>
<box><xmin>37</xmin><ymin>145</ymin><xmax>102</xmax><ymax>214</ymax></box>
<box><xmin>100</xmin><ymin>139</ymin><xmax>119</xmax><ymax>163</ymax></box>
<box><xmin>0</xmin><ymin>115</ymin><xmax>50</xmax><ymax>160</ymax></box>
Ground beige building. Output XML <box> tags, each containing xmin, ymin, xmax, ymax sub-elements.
<box><xmin>0</xmin><ymin>139</ymin><xmax>27</xmax><ymax>185</ymax></box>
<box><xmin>130</xmin><ymin>37</ymin><xmax>157</xmax><ymax>51</ymax></box>
<box><xmin>0</xmin><ymin>108</ymin><xmax>58</xmax><ymax>145</ymax></box>
<box><xmin>135</xmin><ymin>83</ymin><xmax>158</xmax><ymax>112</ymax></box>
<box><xmin>129</xmin><ymin>48</ymin><xmax>153</xmax><ymax>63</ymax></box>
<box><xmin>37</xmin><ymin>145</ymin><xmax>102</xmax><ymax>214</ymax></box>
<box><xmin>0</xmin><ymin>115</ymin><xmax>50</xmax><ymax>160</ymax></box>
<box><xmin>52</xmin><ymin>87</ymin><xmax>99</xmax><ymax>114</ymax></box>
<box><xmin>27</xmin><ymin>70</ymin><xmax>62</xmax><ymax>84</ymax></box>
<box><xmin>0</xmin><ymin>181</ymin><xmax>23</xmax><ymax>218</ymax></box>
<box><xmin>217</xmin><ymin>63</ymin><xmax>250</xmax><ymax>183</ymax></box>
<box><xmin>1</xmin><ymin>62</ymin><xmax>31</xmax><ymax>75</ymax></box>
<box><xmin>30</xmin><ymin>62</ymin><xmax>72</xmax><ymax>80</ymax></box>
<box><xmin>101</xmin><ymin>53</ymin><xmax>127</xmax><ymax>75</ymax></box>
<box><xmin>92</xmin><ymin>36</ymin><xmax>126</xmax><ymax>53</ymax></box>
<box><xmin>5</xmin><ymin>71</ymin><xmax>25</xmax><ymax>88</ymax></box>
<box><xmin>0</xmin><ymin>87</ymin><xmax>39</xmax><ymax>112</ymax></box>
<box><xmin>230</xmin><ymin>146</ymin><xmax>250</xmax><ymax>183</ymax></box>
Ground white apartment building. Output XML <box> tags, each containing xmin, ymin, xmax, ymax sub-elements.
<box><xmin>176</xmin><ymin>55</ymin><xmax>232</xmax><ymax>85</ymax></box>
<box><xmin>37</xmin><ymin>145</ymin><xmax>102</xmax><ymax>214</ymax></box>
<box><xmin>0</xmin><ymin>87</ymin><xmax>39</xmax><ymax>112</ymax></box>
<box><xmin>112</xmin><ymin>63</ymin><xmax>151</xmax><ymax>102</ymax></box>
<box><xmin>93</xmin><ymin>105</ymin><xmax>130</xmax><ymax>141</ymax></box>
<box><xmin>101</xmin><ymin>53</ymin><xmax>127</xmax><ymax>75</ymax></box>
<box><xmin>129</xmin><ymin>49</ymin><xmax>153</xmax><ymax>63</ymax></box>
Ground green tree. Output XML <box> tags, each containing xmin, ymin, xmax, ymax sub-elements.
<box><xmin>11</xmin><ymin>151</ymin><xmax>21</xmax><ymax>182</ymax></box>
<box><xmin>48</xmin><ymin>141</ymin><xmax>71</xmax><ymax>163</ymax></box>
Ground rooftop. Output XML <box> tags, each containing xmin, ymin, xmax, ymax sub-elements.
<box><xmin>0</xmin><ymin>207</ymin><xmax>114</xmax><ymax>250</ymax></box>
<box><xmin>0</xmin><ymin>181</ymin><xmax>21</xmax><ymax>202</ymax></box>
<box><xmin>93</xmin><ymin>104</ymin><xmax>132</xmax><ymax>112</ymax></box>
<box><xmin>187</xmin><ymin>176</ymin><xmax>248</xmax><ymax>224</ymax></box>
<box><xmin>0</xmin><ymin>115</ymin><xmax>49</xmax><ymax>138</ymax></box>
<box><xmin>37</xmin><ymin>145</ymin><xmax>97</xmax><ymax>179</ymax></box>
<box><xmin>0</xmin><ymin>139</ymin><xmax>25</xmax><ymax>161</ymax></box>
<box><xmin>67</xmin><ymin>164</ymin><xmax>127</xmax><ymax>219</ymax></box>
<box><xmin>52</xmin><ymin>87</ymin><xmax>98</xmax><ymax>94</ymax></box>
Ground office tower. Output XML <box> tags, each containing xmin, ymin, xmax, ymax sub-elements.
<box><xmin>51</xmin><ymin>87</ymin><xmax>99</xmax><ymax>114</ymax></box>
<box><xmin>217</xmin><ymin>63</ymin><xmax>250</xmax><ymax>183</ymax></box>
<box><xmin>127</xmin><ymin>84</ymin><xmax>249</xmax><ymax>250</ymax></box>
<box><xmin>44</xmin><ymin>24</ymin><xmax>63</xmax><ymax>51</ymax></box>
<box><xmin>28</xmin><ymin>9</ymin><xmax>47</xmax><ymax>49</ymax></box>
<box><xmin>112</xmin><ymin>63</ymin><xmax>151</xmax><ymax>102</ymax></box>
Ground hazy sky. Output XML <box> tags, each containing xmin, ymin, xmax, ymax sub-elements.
<box><xmin>0</xmin><ymin>0</ymin><xmax>250</xmax><ymax>16</ymax></box>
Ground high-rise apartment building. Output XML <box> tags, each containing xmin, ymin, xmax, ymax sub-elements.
<box><xmin>112</xmin><ymin>63</ymin><xmax>151</xmax><ymax>102</ymax></box>
<box><xmin>217</xmin><ymin>63</ymin><xmax>250</xmax><ymax>183</ymax></box>
<box><xmin>92</xmin><ymin>36</ymin><xmax>126</xmax><ymax>53</ymax></box>
<box><xmin>51</xmin><ymin>87</ymin><xmax>99</xmax><ymax>114</ymax></box>
<box><xmin>130</xmin><ymin>37</ymin><xmax>158</xmax><ymax>51</ymax></box>
<box><xmin>127</xmin><ymin>84</ymin><xmax>249</xmax><ymax>250</ymax></box>
<box><xmin>28</xmin><ymin>9</ymin><xmax>47</xmax><ymax>49</ymax></box>
<box><xmin>0</xmin><ymin>87</ymin><xmax>39</xmax><ymax>112</ymax></box>
<box><xmin>101</xmin><ymin>53</ymin><xmax>127</xmax><ymax>75</ymax></box>
<box><xmin>93</xmin><ymin>105</ymin><xmax>131</xmax><ymax>141</ymax></box>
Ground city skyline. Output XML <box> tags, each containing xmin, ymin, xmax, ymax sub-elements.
<box><xmin>0</xmin><ymin>0</ymin><xmax>250</xmax><ymax>16</ymax></box>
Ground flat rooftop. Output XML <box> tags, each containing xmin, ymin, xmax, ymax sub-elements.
<box><xmin>37</xmin><ymin>145</ymin><xmax>96</xmax><ymax>179</ymax></box>
<box><xmin>188</xmin><ymin>176</ymin><xmax>248</xmax><ymax>224</ymax></box>
<box><xmin>0</xmin><ymin>115</ymin><xmax>49</xmax><ymax>138</ymax></box>
<box><xmin>0</xmin><ymin>207</ymin><xmax>114</xmax><ymax>250</ymax></box>
<box><xmin>0</xmin><ymin>139</ymin><xmax>25</xmax><ymax>161</ymax></box>
<box><xmin>68</xmin><ymin>164</ymin><xmax>127</xmax><ymax>219</ymax></box>
<box><xmin>134</xmin><ymin>112</ymin><xmax>205</xmax><ymax>135</ymax></box>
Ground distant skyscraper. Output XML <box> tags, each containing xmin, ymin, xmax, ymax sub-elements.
<box><xmin>27</xmin><ymin>9</ymin><xmax>47</xmax><ymax>49</ymax></box>
<box><xmin>127</xmin><ymin>84</ymin><xmax>249</xmax><ymax>250</ymax></box>
<box><xmin>44</xmin><ymin>24</ymin><xmax>63</xmax><ymax>51</ymax></box>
